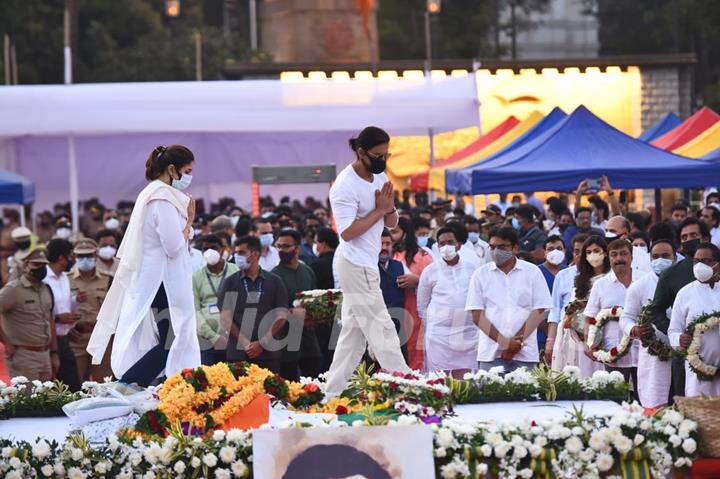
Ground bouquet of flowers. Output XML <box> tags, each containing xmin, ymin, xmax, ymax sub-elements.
<box><xmin>292</xmin><ymin>289</ymin><xmax>342</xmax><ymax>326</ymax></box>
<box><xmin>0</xmin><ymin>377</ymin><xmax>85</xmax><ymax>420</ymax></box>
<box><xmin>563</xmin><ymin>298</ymin><xmax>588</xmax><ymax>340</ymax></box>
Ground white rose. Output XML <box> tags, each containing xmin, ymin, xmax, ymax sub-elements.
<box><xmin>513</xmin><ymin>445</ymin><xmax>528</xmax><ymax>459</ymax></box>
<box><xmin>70</xmin><ymin>447</ymin><xmax>84</xmax><ymax>461</ymax></box>
<box><xmin>10</xmin><ymin>376</ymin><xmax>28</xmax><ymax>385</ymax></box>
<box><xmin>669</xmin><ymin>435</ymin><xmax>682</xmax><ymax>447</ymax></box>
<box><xmin>41</xmin><ymin>464</ymin><xmax>54</xmax><ymax>477</ymax></box>
<box><xmin>32</xmin><ymin>440</ymin><xmax>51</xmax><ymax>459</ymax></box>
<box><xmin>5</xmin><ymin>471</ymin><xmax>22</xmax><ymax>479</ymax></box>
<box><xmin>435</xmin><ymin>447</ymin><xmax>447</xmax><ymax>458</ymax></box>
<box><xmin>436</xmin><ymin>428</ymin><xmax>455</xmax><ymax>448</ymax></box>
<box><xmin>143</xmin><ymin>472</ymin><xmax>156</xmax><ymax>479</ymax></box>
<box><xmin>633</xmin><ymin>434</ymin><xmax>645</xmax><ymax>446</ymax></box>
<box><xmin>231</xmin><ymin>461</ymin><xmax>249</xmax><ymax>478</ymax></box>
<box><xmin>480</xmin><ymin>444</ymin><xmax>493</xmax><ymax>457</ymax></box>
<box><xmin>682</xmin><ymin>438</ymin><xmax>697</xmax><ymax>454</ymax></box>
<box><xmin>613</xmin><ymin>435</ymin><xmax>633</xmax><ymax>455</ymax></box>
<box><xmin>529</xmin><ymin>444</ymin><xmax>543</xmax><ymax>458</ymax></box>
<box><xmin>174</xmin><ymin>461</ymin><xmax>187</xmax><ymax>474</ymax></box>
<box><xmin>579</xmin><ymin>448</ymin><xmax>595</xmax><ymax>462</ymax></box>
<box><xmin>191</xmin><ymin>456</ymin><xmax>202</xmax><ymax>468</ymax></box>
<box><xmin>565</xmin><ymin>436</ymin><xmax>584</xmax><ymax>454</ymax></box>
<box><xmin>596</xmin><ymin>453</ymin><xmax>614</xmax><ymax>472</ymax></box>
<box><xmin>203</xmin><ymin>453</ymin><xmax>218</xmax><ymax>468</ymax></box>
<box><xmin>67</xmin><ymin>467</ymin><xmax>87</xmax><ymax>479</ymax></box>
<box><xmin>534</xmin><ymin>436</ymin><xmax>548</xmax><ymax>448</ymax></box>
<box><xmin>215</xmin><ymin>469</ymin><xmax>232</xmax><ymax>479</ymax></box>
<box><xmin>9</xmin><ymin>456</ymin><xmax>21</xmax><ymax>468</ymax></box>
<box><xmin>226</xmin><ymin>429</ymin><xmax>246</xmax><ymax>442</ymax></box>
<box><xmin>494</xmin><ymin>442</ymin><xmax>510</xmax><ymax>458</ymax></box>
<box><xmin>212</xmin><ymin>430</ymin><xmax>226</xmax><ymax>441</ymax></box>
<box><xmin>219</xmin><ymin>446</ymin><xmax>236</xmax><ymax>464</ymax></box>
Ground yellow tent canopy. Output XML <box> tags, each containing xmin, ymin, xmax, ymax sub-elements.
<box><xmin>672</xmin><ymin>120</ymin><xmax>720</xmax><ymax>158</ymax></box>
<box><xmin>427</xmin><ymin>110</ymin><xmax>544</xmax><ymax>192</ymax></box>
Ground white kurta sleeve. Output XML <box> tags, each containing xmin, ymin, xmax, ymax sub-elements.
<box><xmin>416</xmin><ymin>265</ymin><xmax>434</xmax><ymax>323</ymax></box>
<box><xmin>150</xmin><ymin>200</ymin><xmax>187</xmax><ymax>259</ymax></box>
<box><xmin>668</xmin><ymin>288</ymin><xmax>689</xmax><ymax>348</ymax></box>
<box><xmin>548</xmin><ymin>272</ymin><xmax>566</xmax><ymax>324</ymax></box>
<box><xmin>619</xmin><ymin>281</ymin><xmax>642</xmax><ymax>336</ymax></box>
<box><xmin>583</xmin><ymin>280</ymin><xmax>602</xmax><ymax>318</ymax></box>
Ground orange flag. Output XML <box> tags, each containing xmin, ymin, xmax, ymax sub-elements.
<box><xmin>356</xmin><ymin>0</ymin><xmax>374</xmax><ymax>37</ymax></box>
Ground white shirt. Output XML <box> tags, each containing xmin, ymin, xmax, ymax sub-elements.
<box><xmin>330</xmin><ymin>165</ymin><xmax>390</xmax><ymax>269</ymax></box>
<box><xmin>44</xmin><ymin>267</ymin><xmax>74</xmax><ymax>336</ymax></box>
<box><xmin>668</xmin><ymin>280</ymin><xmax>720</xmax><ymax>396</ymax></box>
<box><xmin>465</xmin><ymin>238</ymin><xmax>491</xmax><ymax>264</ymax></box>
<box><xmin>465</xmin><ymin>259</ymin><xmax>552</xmax><ymax>362</ymax></box>
<box><xmin>548</xmin><ymin>265</ymin><xmax>577</xmax><ymax>324</ymax></box>
<box><xmin>189</xmin><ymin>247</ymin><xmax>205</xmax><ymax>273</ymax></box>
<box><xmin>584</xmin><ymin>269</ymin><xmax>639</xmax><ymax>368</ymax></box>
<box><xmin>259</xmin><ymin>245</ymin><xmax>280</xmax><ymax>271</ymax></box>
<box><xmin>417</xmin><ymin>256</ymin><xmax>479</xmax><ymax>371</ymax></box>
<box><xmin>631</xmin><ymin>247</ymin><xmax>652</xmax><ymax>277</ymax></box>
<box><xmin>711</xmin><ymin>227</ymin><xmax>720</xmax><ymax>247</ymax></box>
<box><xmin>619</xmin><ymin>272</ymin><xmax>659</xmax><ymax>337</ymax></box>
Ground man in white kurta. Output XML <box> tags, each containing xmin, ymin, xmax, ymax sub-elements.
<box><xmin>417</xmin><ymin>227</ymin><xmax>478</xmax><ymax>375</ymax></box>
<box><xmin>584</xmin><ymin>240</ymin><xmax>640</xmax><ymax>387</ymax></box>
<box><xmin>619</xmin><ymin>240</ymin><xmax>676</xmax><ymax>408</ymax></box>
<box><xmin>465</xmin><ymin>227</ymin><xmax>552</xmax><ymax>373</ymax></box>
<box><xmin>668</xmin><ymin>244</ymin><xmax>720</xmax><ymax>397</ymax></box>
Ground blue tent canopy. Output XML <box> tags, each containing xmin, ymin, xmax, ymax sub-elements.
<box><xmin>445</xmin><ymin>107</ymin><xmax>567</xmax><ymax>194</ymax></box>
<box><xmin>702</xmin><ymin>147</ymin><xmax>720</xmax><ymax>161</ymax></box>
<box><xmin>470</xmin><ymin>106</ymin><xmax>720</xmax><ymax>194</ymax></box>
<box><xmin>638</xmin><ymin>112</ymin><xmax>682</xmax><ymax>142</ymax></box>
<box><xmin>0</xmin><ymin>170</ymin><xmax>35</xmax><ymax>204</ymax></box>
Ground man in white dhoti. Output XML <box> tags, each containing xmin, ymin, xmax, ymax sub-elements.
<box><xmin>323</xmin><ymin>127</ymin><xmax>411</xmax><ymax>398</ymax></box>
<box><xmin>669</xmin><ymin>242</ymin><xmax>720</xmax><ymax>397</ymax></box>
<box><xmin>87</xmin><ymin>145</ymin><xmax>201</xmax><ymax>386</ymax></box>
<box><xmin>619</xmin><ymin>240</ymin><xmax>676</xmax><ymax>408</ymax></box>
<box><xmin>417</xmin><ymin>226</ymin><xmax>479</xmax><ymax>377</ymax></box>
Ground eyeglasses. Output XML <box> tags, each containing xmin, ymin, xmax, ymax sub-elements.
<box><xmin>366</xmin><ymin>151</ymin><xmax>392</xmax><ymax>162</ymax></box>
<box><xmin>275</xmin><ymin>243</ymin><xmax>297</xmax><ymax>250</ymax></box>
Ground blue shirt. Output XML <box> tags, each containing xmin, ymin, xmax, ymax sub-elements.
<box><xmin>536</xmin><ymin>263</ymin><xmax>566</xmax><ymax>348</ymax></box>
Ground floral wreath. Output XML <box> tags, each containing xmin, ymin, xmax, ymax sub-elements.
<box><xmin>586</xmin><ymin>306</ymin><xmax>631</xmax><ymax>363</ymax></box>
<box><xmin>562</xmin><ymin>298</ymin><xmax>588</xmax><ymax>340</ymax></box>
<box><xmin>684</xmin><ymin>312</ymin><xmax>720</xmax><ymax>381</ymax></box>
<box><xmin>637</xmin><ymin>301</ymin><xmax>674</xmax><ymax>361</ymax></box>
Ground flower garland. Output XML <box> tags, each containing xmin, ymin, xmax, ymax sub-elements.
<box><xmin>0</xmin><ymin>403</ymin><xmax>699</xmax><ymax>479</ymax></box>
<box><xmin>135</xmin><ymin>362</ymin><xmax>325</xmax><ymax>437</ymax></box>
<box><xmin>637</xmin><ymin>301</ymin><xmax>674</xmax><ymax>361</ymax></box>
<box><xmin>586</xmin><ymin>306</ymin><xmax>631</xmax><ymax>363</ymax></box>
<box><xmin>684</xmin><ymin>312</ymin><xmax>720</xmax><ymax>381</ymax></box>
<box><xmin>562</xmin><ymin>298</ymin><xmax>588</xmax><ymax>340</ymax></box>
<box><xmin>292</xmin><ymin>289</ymin><xmax>342</xmax><ymax>325</ymax></box>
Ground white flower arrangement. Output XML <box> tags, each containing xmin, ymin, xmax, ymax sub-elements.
<box><xmin>684</xmin><ymin>312</ymin><xmax>720</xmax><ymax>380</ymax></box>
<box><xmin>586</xmin><ymin>306</ymin><xmax>632</xmax><ymax>363</ymax></box>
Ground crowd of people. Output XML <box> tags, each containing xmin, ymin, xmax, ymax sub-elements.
<box><xmin>1</xmin><ymin>170</ymin><xmax>719</xmax><ymax>408</ymax></box>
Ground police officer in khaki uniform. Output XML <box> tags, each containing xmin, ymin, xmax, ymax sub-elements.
<box><xmin>0</xmin><ymin>247</ymin><xmax>59</xmax><ymax>381</ymax></box>
<box><xmin>7</xmin><ymin>226</ymin><xmax>35</xmax><ymax>283</ymax></box>
<box><xmin>68</xmin><ymin>238</ymin><xmax>112</xmax><ymax>382</ymax></box>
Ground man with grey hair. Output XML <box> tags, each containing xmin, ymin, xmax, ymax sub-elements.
<box><xmin>605</xmin><ymin>215</ymin><xmax>651</xmax><ymax>275</ymax></box>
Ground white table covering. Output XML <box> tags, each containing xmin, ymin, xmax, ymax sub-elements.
<box><xmin>1</xmin><ymin>401</ymin><xmax>621</xmax><ymax>444</ymax></box>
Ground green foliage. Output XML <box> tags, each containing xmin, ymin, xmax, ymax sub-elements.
<box><xmin>0</xmin><ymin>0</ymin><xmax>253</xmax><ymax>83</ymax></box>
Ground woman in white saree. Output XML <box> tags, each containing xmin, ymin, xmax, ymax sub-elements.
<box><xmin>87</xmin><ymin>145</ymin><xmax>201</xmax><ymax>386</ymax></box>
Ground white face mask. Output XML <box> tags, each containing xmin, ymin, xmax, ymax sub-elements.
<box><xmin>312</xmin><ymin>243</ymin><xmax>320</xmax><ymax>256</ymax></box>
<box><xmin>546</xmin><ymin>249</ymin><xmax>565</xmax><ymax>265</ymax></box>
<box><xmin>203</xmin><ymin>248</ymin><xmax>221</xmax><ymax>266</ymax></box>
<box><xmin>172</xmin><ymin>172</ymin><xmax>192</xmax><ymax>190</ymax></box>
<box><xmin>693</xmin><ymin>262</ymin><xmax>716</xmax><ymax>283</ymax></box>
<box><xmin>105</xmin><ymin>218</ymin><xmax>120</xmax><ymax>230</ymax></box>
<box><xmin>230</xmin><ymin>215</ymin><xmax>240</xmax><ymax>227</ymax></box>
<box><xmin>222</xmin><ymin>250</ymin><xmax>230</xmax><ymax>261</ymax></box>
<box><xmin>98</xmin><ymin>246</ymin><xmax>117</xmax><ymax>260</ymax></box>
<box><xmin>586</xmin><ymin>252</ymin><xmax>605</xmax><ymax>268</ymax></box>
<box><xmin>56</xmin><ymin>227</ymin><xmax>72</xmax><ymax>240</ymax></box>
<box><xmin>439</xmin><ymin>244</ymin><xmax>458</xmax><ymax>262</ymax></box>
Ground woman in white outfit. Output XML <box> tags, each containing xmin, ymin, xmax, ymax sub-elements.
<box><xmin>668</xmin><ymin>242</ymin><xmax>720</xmax><ymax>397</ymax></box>
<box><xmin>569</xmin><ymin>235</ymin><xmax>609</xmax><ymax>379</ymax></box>
<box><xmin>619</xmin><ymin>240</ymin><xmax>675</xmax><ymax>408</ymax></box>
<box><xmin>87</xmin><ymin>145</ymin><xmax>200</xmax><ymax>385</ymax></box>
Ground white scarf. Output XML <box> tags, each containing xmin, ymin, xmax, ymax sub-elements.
<box><xmin>87</xmin><ymin>180</ymin><xmax>190</xmax><ymax>365</ymax></box>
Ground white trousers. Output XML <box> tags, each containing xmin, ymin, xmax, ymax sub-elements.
<box><xmin>324</xmin><ymin>254</ymin><xmax>410</xmax><ymax>397</ymax></box>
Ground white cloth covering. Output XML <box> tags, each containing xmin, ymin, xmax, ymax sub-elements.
<box><xmin>417</xmin><ymin>256</ymin><xmax>479</xmax><ymax>372</ymax></box>
<box><xmin>584</xmin><ymin>269</ymin><xmax>640</xmax><ymax>369</ymax></box>
<box><xmin>465</xmin><ymin>259</ymin><xmax>552</xmax><ymax>363</ymax></box>
<box><xmin>549</xmin><ymin>266</ymin><xmax>579</xmax><ymax>372</ymax></box>
<box><xmin>619</xmin><ymin>273</ymin><xmax>671</xmax><ymax>408</ymax></box>
<box><xmin>330</xmin><ymin>165</ymin><xmax>390</xmax><ymax>269</ymax></box>
<box><xmin>668</xmin><ymin>281</ymin><xmax>720</xmax><ymax>397</ymax></box>
<box><xmin>259</xmin><ymin>245</ymin><xmax>280</xmax><ymax>271</ymax></box>
<box><xmin>87</xmin><ymin>180</ymin><xmax>200</xmax><ymax>379</ymax></box>
<box><xmin>43</xmin><ymin>268</ymin><xmax>75</xmax><ymax>337</ymax></box>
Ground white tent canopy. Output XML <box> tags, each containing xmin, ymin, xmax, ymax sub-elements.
<box><xmin>0</xmin><ymin>75</ymin><xmax>479</xmax><ymax>216</ymax></box>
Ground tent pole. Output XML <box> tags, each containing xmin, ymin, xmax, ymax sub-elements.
<box><xmin>654</xmin><ymin>188</ymin><xmax>662</xmax><ymax>223</ymax></box>
<box><xmin>429</xmin><ymin>128</ymin><xmax>436</xmax><ymax>201</ymax></box>
<box><xmin>68</xmin><ymin>135</ymin><xmax>80</xmax><ymax>234</ymax></box>
<box><xmin>18</xmin><ymin>205</ymin><xmax>25</xmax><ymax>227</ymax></box>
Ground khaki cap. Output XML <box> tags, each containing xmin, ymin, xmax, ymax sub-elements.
<box><xmin>73</xmin><ymin>238</ymin><xmax>98</xmax><ymax>255</ymax></box>
<box><xmin>11</xmin><ymin>226</ymin><xmax>32</xmax><ymax>241</ymax></box>
<box><xmin>19</xmin><ymin>245</ymin><xmax>49</xmax><ymax>264</ymax></box>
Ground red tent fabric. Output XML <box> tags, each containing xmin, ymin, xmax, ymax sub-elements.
<box><xmin>409</xmin><ymin>115</ymin><xmax>519</xmax><ymax>192</ymax></box>
<box><xmin>651</xmin><ymin>106</ymin><xmax>720</xmax><ymax>151</ymax></box>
